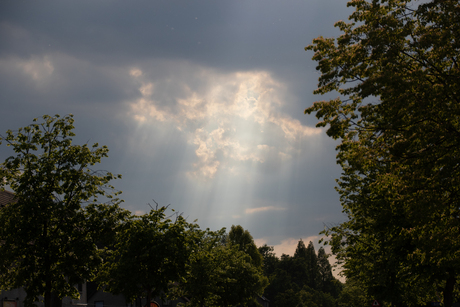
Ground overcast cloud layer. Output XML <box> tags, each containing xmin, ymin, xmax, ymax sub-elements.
<box><xmin>0</xmin><ymin>0</ymin><xmax>352</xmax><ymax>257</ymax></box>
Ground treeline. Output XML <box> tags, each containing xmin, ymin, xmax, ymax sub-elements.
<box><xmin>0</xmin><ymin>114</ymin><xmax>350</xmax><ymax>307</ymax></box>
<box><xmin>258</xmin><ymin>240</ymin><xmax>343</xmax><ymax>307</ymax></box>
<box><xmin>0</xmin><ymin>115</ymin><xmax>267</xmax><ymax>307</ymax></box>
<box><xmin>98</xmin><ymin>209</ymin><xmax>269</xmax><ymax>307</ymax></box>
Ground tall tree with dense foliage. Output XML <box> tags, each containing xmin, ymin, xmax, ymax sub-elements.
<box><xmin>178</xmin><ymin>225</ymin><xmax>268</xmax><ymax>307</ymax></box>
<box><xmin>228</xmin><ymin>225</ymin><xmax>264</xmax><ymax>268</ymax></box>
<box><xmin>258</xmin><ymin>244</ymin><xmax>279</xmax><ymax>277</ymax></box>
<box><xmin>99</xmin><ymin>206</ymin><xmax>190</xmax><ymax>305</ymax></box>
<box><xmin>292</xmin><ymin>240</ymin><xmax>319</xmax><ymax>289</ymax></box>
<box><xmin>175</xmin><ymin>227</ymin><xmax>227</xmax><ymax>307</ymax></box>
<box><xmin>317</xmin><ymin>247</ymin><xmax>338</xmax><ymax>296</ymax></box>
<box><xmin>209</xmin><ymin>244</ymin><xmax>268</xmax><ymax>307</ymax></box>
<box><xmin>0</xmin><ymin>114</ymin><xmax>126</xmax><ymax>307</ymax></box>
<box><xmin>338</xmin><ymin>277</ymin><xmax>371</xmax><ymax>307</ymax></box>
<box><xmin>305</xmin><ymin>0</ymin><xmax>460</xmax><ymax>306</ymax></box>
<box><xmin>261</xmin><ymin>240</ymin><xmax>342</xmax><ymax>307</ymax></box>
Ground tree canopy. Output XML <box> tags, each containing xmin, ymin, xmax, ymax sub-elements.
<box><xmin>260</xmin><ymin>240</ymin><xmax>342</xmax><ymax>307</ymax></box>
<box><xmin>178</xmin><ymin>225</ymin><xmax>268</xmax><ymax>307</ymax></box>
<box><xmin>0</xmin><ymin>114</ymin><xmax>126</xmax><ymax>307</ymax></box>
<box><xmin>99</xmin><ymin>205</ymin><xmax>191</xmax><ymax>305</ymax></box>
<box><xmin>228</xmin><ymin>224</ymin><xmax>264</xmax><ymax>268</ymax></box>
<box><xmin>305</xmin><ymin>0</ymin><xmax>460</xmax><ymax>306</ymax></box>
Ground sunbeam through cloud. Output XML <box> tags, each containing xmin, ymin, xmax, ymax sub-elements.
<box><xmin>128</xmin><ymin>61</ymin><xmax>321</xmax><ymax>179</ymax></box>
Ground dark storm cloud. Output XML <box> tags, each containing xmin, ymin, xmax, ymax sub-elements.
<box><xmin>0</xmin><ymin>0</ymin><xmax>349</xmax><ymax>69</ymax></box>
<box><xmin>0</xmin><ymin>0</ymin><xmax>354</xmax><ymax>255</ymax></box>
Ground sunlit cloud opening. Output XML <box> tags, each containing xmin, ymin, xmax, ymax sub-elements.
<box><xmin>128</xmin><ymin>63</ymin><xmax>321</xmax><ymax>179</ymax></box>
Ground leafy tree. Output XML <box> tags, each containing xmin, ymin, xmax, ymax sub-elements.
<box><xmin>0</xmin><ymin>114</ymin><xmax>125</xmax><ymax>307</ymax></box>
<box><xmin>175</xmin><ymin>227</ymin><xmax>227</xmax><ymax>307</ymax></box>
<box><xmin>338</xmin><ymin>277</ymin><xmax>372</xmax><ymax>307</ymax></box>
<box><xmin>99</xmin><ymin>206</ymin><xmax>190</xmax><ymax>305</ymax></box>
<box><xmin>266</xmin><ymin>267</ymin><xmax>296</xmax><ymax>306</ymax></box>
<box><xmin>293</xmin><ymin>239</ymin><xmax>309</xmax><ymax>259</ymax></box>
<box><xmin>180</xmin><ymin>226</ymin><xmax>268</xmax><ymax>307</ymax></box>
<box><xmin>211</xmin><ymin>244</ymin><xmax>268</xmax><ymax>307</ymax></box>
<box><xmin>258</xmin><ymin>244</ymin><xmax>279</xmax><ymax>277</ymax></box>
<box><xmin>261</xmin><ymin>241</ymin><xmax>341</xmax><ymax>307</ymax></box>
<box><xmin>292</xmin><ymin>241</ymin><xmax>319</xmax><ymax>289</ymax></box>
<box><xmin>291</xmin><ymin>240</ymin><xmax>309</xmax><ymax>288</ymax></box>
<box><xmin>274</xmin><ymin>288</ymin><xmax>302</xmax><ymax>307</ymax></box>
<box><xmin>305</xmin><ymin>0</ymin><xmax>460</xmax><ymax>306</ymax></box>
<box><xmin>228</xmin><ymin>224</ymin><xmax>263</xmax><ymax>268</ymax></box>
<box><xmin>275</xmin><ymin>285</ymin><xmax>335</xmax><ymax>307</ymax></box>
<box><xmin>298</xmin><ymin>285</ymin><xmax>336</xmax><ymax>307</ymax></box>
<box><xmin>317</xmin><ymin>247</ymin><xmax>336</xmax><ymax>295</ymax></box>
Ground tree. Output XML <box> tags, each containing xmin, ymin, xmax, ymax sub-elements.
<box><xmin>292</xmin><ymin>240</ymin><xmax>319</xmax><ymax>289</ymax></box>
<box><xmin>99</xmin><ymin>205</ymin><xmax>190</xmax><ymax>305</ymax></box>
<box><xmin>180</xmin><ymin>225</ymin><xmax>268</xmax><ymax>307</ymax></box>
<box><xmin>274</xmin><ymin>288</ymin><xmax>302</xmax><ymax>307</ymax></box>
<box><xmin>305</xmin><ymin>0</ymin><xmax>460</xmax><ymax>306</ymax></box>
<box><xmin>266</xmin><ymin>267</ymin><xmax>296</xmax><ymax>305</ymax></box>
<box><xmin>175</xmin><ymin>227</ymin><xmax>227</xmax><ymax>307</ymax></box>
<box><xmin>228</xmin><ymin>225</ymin><xmax>263</xmax><ymax>268</ymax></box>
<box><xmin>261</xmin><ymin>241</ymin><xmax>341</xmax><ymax>307</ymax></box>
<box><xmin>258</xmin><ymin>244</ymin><xmax>279</xmax><ymax>277</ymax></box>
<box><xmin>0</xmin><ymin>114</ymin><xmax>126</xmax><ymax>307</ymax></box>
<box><xmin>298</xmin><ymin>285</ymin><xmax>336</xmax><ymax>307</ymax></box>
<box><xmin>338</xmin><ymin>277</ymin><xmax>372</xmax><ymax>307</ymax></box>
<box><xmin>317</xmin><ymin>247</ymin><xmax>337</xmax><ymax>296</ymax></box>
<box><xmin>210</xmin><ymin>244</ymin><xmax>268</xmax><ymax>307</ymax></box>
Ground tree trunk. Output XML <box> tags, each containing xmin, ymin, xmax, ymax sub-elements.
<box><xmin>44</xmin><ymin>221</ymin><xmax>51</xmax><ymax>307</ymax></box>
<box><xmin>44</xmin><ymin>283</ymin><xmax>51</xmax><ymax>307</ymax></box>
<box><xmin>51</xmin><ymin>292</ymin><xmax>62</xmax><ymax>307</ymax></box>
<box><xmin>443</xmin><ymin>271</ymin><xmax>456</xmax><ymax>307</ymax></box>
<box><xmin>146</xmin><ymin>287</ymin><xmax>151</xmax><ymax>307</ymax></box>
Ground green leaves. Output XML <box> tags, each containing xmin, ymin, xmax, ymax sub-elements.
<box><xmin>177</xmin><ymin>226</ymin><xmax>268</xmax><ymax>307</ymax></box>
<box><xmin>0</xmin><ymin>114</ymin><xmax>124</xmax><ymax>307</ymax></box>
<box><xmin>261</xmin><ymin>240</ymin><xmax>343</xmax><ymax>307</ymax></box>
<box><xmin>99</xmin><ymin>206</ymin><xmax>191</xmax><ymax>304</ymax></box>
<box><xmin>306</xmin><ymin>0</ymin><xmax>460</xmax><ymax>306</ymax></box>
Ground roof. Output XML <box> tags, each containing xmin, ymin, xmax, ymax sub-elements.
<box><xmin>0</xmin><ymin>190</ymin><xmax>16</xmax><ymax>207</ymax></box>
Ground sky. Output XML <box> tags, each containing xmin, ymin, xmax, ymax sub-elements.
<box><xmin>0</xmin><ymin>0</ymin><xmax>353</xmax><ymax>258</ymax></box>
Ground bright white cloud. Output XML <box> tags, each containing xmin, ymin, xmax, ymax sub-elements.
<box><xmin>128</xmin><ymin>62</ymin><xmax>321</xmax><ymax>179</ymax></box>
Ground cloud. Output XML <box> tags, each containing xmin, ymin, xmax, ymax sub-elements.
<box><xmin>0</xmin><ymin>53</ymin><xmax>136</xmax><ymax>116</ymax></box>
<box><xmin>19</xmin><ymin>56</ymin><xmax>54</xmax><ymax>81</ymax></box>
<box><xmin>245</xmin><ymin>206</ymin><xmax>286</xmax><ymax>214</ymax></box>
<box><xmin>128</xmin><ymin>61</ymin><xmax>321</xmax><ymax>179</ymax></box>
<box><xmin>134</xmin><ymin>210</ymin><xmax>145</xmax><ymax>216</ymax></box>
